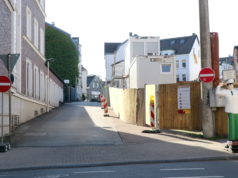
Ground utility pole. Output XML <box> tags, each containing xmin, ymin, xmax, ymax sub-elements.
<box><xmin>199</xmin><ymin>0</ymin><xmax>215</xmax><ymax>138</ymax></box>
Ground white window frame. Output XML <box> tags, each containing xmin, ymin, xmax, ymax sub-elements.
<box><xmin>26</xmin><ymin>6</ymin><xmax>32</xmax><ymax>40</ymax></box>
<box><xmin>33</xmin><ymin>65</ymin><xmax>39</xmax><ymax>99</ymax></box>
<box><xmin>182</xmin><ymin>59</ymin><xmax>186</xmax><ymax>68</ymax></box>
<box><xmin>160</xmin><ymin>63</ymin><xmax>172</xmax><ymax>74</ymax></box>
<box><xmin>176</xmin><ymin>60</ymin><xmax>179</xmax><ymax>69</ymax></box>
<box><xmin>176</xmin><ymin>75</ymin><xmax>180</xmax><ymax>82</ymax></box>
<box><xmin>182</xmin><ymin>74</ymin><xmax>186</xmax><ymax>81</ymax></box>
<box><xmin>34</xmin><ymin>18</ymin><xmax>39</xmax><ymax>48</ymax></box>
<box><xmin>40</xmin><ymin>71</ymin><xmax>45</xmax><ymax>101</ymax></box>
<box><xmin>40</xmin><ymin>28</ymin><xmax>44</xmax><ymax>55</ymax></box>
<box><xmin>26</xmin><ymin>58</ymin><xmax>32</xmax><ymax>97</ymax></box>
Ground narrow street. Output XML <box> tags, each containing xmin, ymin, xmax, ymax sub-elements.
<box><xmin>12</xmin><ymin>102</ymin><xmax>122</xmax><ymax>147</ymax></box>
<box><xmin>0</xmin><ymin>102</ymin><xmax>237</xmax><ymax>174</ymax></box>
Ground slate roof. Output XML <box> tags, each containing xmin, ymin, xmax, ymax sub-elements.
<box><xmin>160</xmin><ymin>34</ymin><xmax>198</xmax><ymax>55</ymax></box>
<box><xmin>220</xmin><ymin>56</ymin><xmax>233</xmax><ymax>65</ymax></box>
<box><xmin>104</xmin><ymin>43</ymin><xmax>121</xmax><ymax>54</ymax></box>
<box><xmin>87</xmin><ymin>75</ymin><xmax>96</xmax><ymax>86</ymax></box>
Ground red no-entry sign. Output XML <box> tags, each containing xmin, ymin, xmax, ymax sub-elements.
<box><xmin>0</xmin><ymin>76</ymin><xmax>11</xmax><ymax>92</ymax></box>
<box><xmin>199</xmin><ymin>67</ymin><xmax>215</xmax><ymax>83</ymax></box>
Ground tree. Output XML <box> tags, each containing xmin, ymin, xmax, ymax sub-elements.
<box><xmin>45</xmin><ymin>24</ymin><xmax>79</xmax><ymax>87</ymax></box>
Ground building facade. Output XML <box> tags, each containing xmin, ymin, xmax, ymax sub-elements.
<box><xmin>160</xmin><ymin>34</ymin><xmax>201</xmax><ymax>82</ymax></box>
<box><xmin>104</xmin><ymin>33</ymin><xmax>201</xmax><ymax>88</ymax></box>
<box><xmin>0</xmin><ymin>0</ymin><xmax>64</xmax><ymax>137</ymax></box>
<box><xmin>87</xmin><ymin>75</ymin><xmax>102</xmax><ymax>101</ymax></box>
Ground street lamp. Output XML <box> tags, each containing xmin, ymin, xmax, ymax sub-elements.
<box><xmin>45</xmin><ymin>58</ymin><xmax>55</xmax><ymax>112</ymax></box>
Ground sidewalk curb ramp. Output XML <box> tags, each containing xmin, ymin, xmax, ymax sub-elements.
<box><xmin>0</xmin><ymin>155</ymin><xmax>238</xmax><ymax>172</ymax></box>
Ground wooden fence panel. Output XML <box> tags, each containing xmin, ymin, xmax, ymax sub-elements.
<box><xmin>215</xmin><ymin>107</ymin><xmax>228</xmax><ymax>136</ymax></box>
<box><xmin>159</xmin><ymin>82</ymin><xmax>202</xmax><ymax>131</ymax></box>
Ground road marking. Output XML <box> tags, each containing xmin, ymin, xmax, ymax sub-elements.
<box><xmin>25</xmin><ymin>132</ymin><xmax>47</xmax><ymax>136</ymax></box>
<box><xmin>73</xmin><ymin>170</ymin><xmax>115</xmax><ymax>174</ymax></box>
<box><xmin>34</xmin><ymin>174</ymin><xmax>69</xmax><ymax>178</ymax></box>
<box><xmin>163</xmin><ymin>176</ymin><xmax>224</xmax><ymax>178</ymax></box>
<box><xmin>160</xmin><ymin>168</ymin><xmax>205</xmax><ymax>171</ymax></box>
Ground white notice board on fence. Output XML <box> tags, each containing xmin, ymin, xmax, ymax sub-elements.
<box><xmin>177</xmin><ymin>86</ymin><xmax>191</xmax><ymax>109</ymax></box>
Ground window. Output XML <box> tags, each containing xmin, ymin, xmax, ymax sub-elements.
<box><xmin>176</xmin><ymin>75</ymin><xmax>180</xmax><ymax>82</ymax></box>
<box><xmin>182</xmin><ymin>74</ymin><xmax>186</xmax><ymax>81</ymax></box>
<box><xmin>40</xmin><ymin>28</ymin><xmax>44</xmax><ymax>55</ymax></box>
<box><xmin>26</xmin><ymin>59</ymin><xmax>32</xmax><ymax>96</ymax></box>
<box><xmin>161</xmin><ymin>64</ymin><xmax>171</xmax><ymax>73</ymax></box>
<box><xmin>180</xmin><ymin>39</ymin><xmax>185</xmax><ymax>44</ymax></box>
<box><xmin>40</xmin><ymin>71</ymin><xmax>45</xmax><ymax>101</ymax></box>
<box><xmin>45</xmin><ymin>76</ymin><xmax>48</xmax><ymax>102</ymax></box>
<box><xmin>182</xmin><ymin>59</ymin><xmax>186</xmax><ymax>68</ymax></box>
<box><xmin>93</xmin><ymin>82</ymin><xmax>95</xmax><ymax>88</ymax></box>
<box><xmin>176</xmin><ymin>60</ymin><xmax>179</xmax><ymax>69</ymax></box>
<box><xmin>34</xmin><ymin>65</ymin><xmax>39</xmax><ymax>99</ymax></box>
<box><xmin>39</xmin><ymin>0</ymin><xmax>45</xmax><ymax>9</ymax></box>
<box><xmin>170</xmin><ymin>40</ymin><xmax>175</xmax><ymax>45</ymax></box>
<box><xmin>26</xmin><ymin>7</ymin><xmax>32</xmax><ymax>40</ymax></box>
<box><xmin>34</xmin><ymin>18</ymin><xmax>39</xmax><ymax>48</ymax></box>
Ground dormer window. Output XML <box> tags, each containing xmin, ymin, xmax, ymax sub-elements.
<box><xmin>170</xmin><ymin>40</ymin><xmax>175</xmax><ymax>45</ymax></box>
<box><xmin>180</xmin><ymin>39</ymin><xmax>185</xmax><ymax>44</ymax></box>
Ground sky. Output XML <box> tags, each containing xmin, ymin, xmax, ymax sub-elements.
<box><xmin>45</xmin><ymin>0</ymin><xmax>238</xmax><ymax>80</ymax></box>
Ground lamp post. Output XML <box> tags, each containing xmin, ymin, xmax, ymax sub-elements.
<box><xmin>45</xmin><ymin>58</ymin><xmax>54</xmax><ymax>112</ymax></box>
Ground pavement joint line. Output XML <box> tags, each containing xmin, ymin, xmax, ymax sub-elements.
<box><xmin>0</xmin><ymin>156</ymin><xmax>238</xmax><ymax>172</ymax></box>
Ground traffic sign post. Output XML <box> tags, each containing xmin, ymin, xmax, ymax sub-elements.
<box><xmin>0</xmin><ymin>76</ymin><xmax>11</xmax><ymax>93</ymax></box>
<box><xmin>0</xmin><ymin>76</ymin><xmax>11</xmax><ymax>152</ymax></box>
<box><xmin>199</xmin><ymin>67</ymin><xmax>215</xmax><ymax>83</ymax></box>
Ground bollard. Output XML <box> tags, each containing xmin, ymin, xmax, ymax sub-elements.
<box><xmin>103</xmin><ymin>97</ymin><xmax>109</xmax><ymax>117</ymax></box>
<box><xmin>150</xmin><ymin>96</ymin><xmax>155</xmax><ymax>128</ymax></box>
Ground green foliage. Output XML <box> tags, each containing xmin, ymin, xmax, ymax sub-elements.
<box><xmin>45</xmin><ymin>24</ymin><xmax>79</xmax><ymax>87</ymax></box>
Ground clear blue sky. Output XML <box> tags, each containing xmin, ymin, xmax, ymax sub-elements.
<box><xmin>46</xmin><ymin>0</ymin><xmax>238</xmax><ymax>80</ymax></box>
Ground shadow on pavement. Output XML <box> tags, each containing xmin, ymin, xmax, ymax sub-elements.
<box><xmin>0</xmin><ymin>101</ymin><xmax>236</xmax><ymax>171</ymax></box>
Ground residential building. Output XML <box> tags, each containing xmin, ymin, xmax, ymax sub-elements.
<box><xmin>87</xmin><ymin>75</ymin><xmax>102</xmax><ymax>101</ymax></box>
<box><xmin>0</xmin><ymin>0</ymin><xmax>64</xmax><ymax>137</ymax></box>
<box><xmin>219</xmin><ymin>56</ymin><xmax>234</xmax><ymax>79</ymax></box>
<box><xmin>104</xmin><ymin>43</ymin><xmax>121</xmax><ymax>83</ymax></box>
<box><xmin>129</xmin><ymin>55</ymin><xmax>176</xmax><ymax>88</ymax></box>
<box><xmin>104</xmin><ymin>33</ymin><xmax>201</xmax><ymax>87</ymax></box>
<box><xmin>160</xmin><ymin>34</ymin><xmax>201</xmax><ymax>82</ymax></box>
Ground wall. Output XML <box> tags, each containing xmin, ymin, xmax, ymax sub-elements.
<box><xmin>0</xmin><ymin>92</ymin><xmax>55</xmax><ymax>137</ymax></box>
<box><xmin>0</xmin><ymin>0</ymin><xmax>11</xmax><ymax>76</ymax></box>
<box><xmin>188</xmin><ymin>39</ymin><xmax>201</xmax><ymax>81</ymax></box>
<box><xmin>129</xmin><ymin>56</ymin><xmax>176</xmax><ymax>89</ymax></box>
<box><xmin>159</xmin><ymin>82</ymin><xmax>202</xmax><ymax>131</ymax></box>
<box><xmin>176</xmin><ymin>54</ymin><xmax>190</xmax><ymax>81</ymax></box>
<box><xmin>109</xmin><ymin>87</ymin><xmax>145</xmax><ymax>126</ymax></box>
<box><xmin>105</xmin><ymin>54</ymin><xmax>114</xmax><ymax>81</ymax></box>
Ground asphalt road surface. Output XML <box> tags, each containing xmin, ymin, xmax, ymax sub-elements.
<box><xmin>11</xmin><ymin>102</ymin><xmax>122</xmax><ymax>147</ymax></box>
<box><xmin>0</xmin><ymin>160</ymin><xmax>238</xmax><ymax>178</ymax></box>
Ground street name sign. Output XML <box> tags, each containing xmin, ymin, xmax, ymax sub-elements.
<box><xmin>0</xmin><ymin>76</ymin><xmax>11</xmax><ymax>92</ymax></box>
<box><xmin>199</xmin><ymin>67</ymin><xmax>215</xmax><ymax>83</ymax></box>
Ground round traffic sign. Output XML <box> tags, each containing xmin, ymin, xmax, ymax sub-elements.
<box><xmin>199</xmin><ymin>67</ymin><xmax>215</xmax><ymax>83</ymax></box>
<box><xmin>0</xmin><ymin>76</ymin><xmax>11</xmax><ymax>92</ymax></box>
